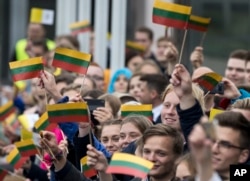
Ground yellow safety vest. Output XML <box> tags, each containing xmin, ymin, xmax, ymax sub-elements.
<box><xmin>15</xmin><ymin>38</ymin><xmax>55</xmax><ymax>60</ymax></box>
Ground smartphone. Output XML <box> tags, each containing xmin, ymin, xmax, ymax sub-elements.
<box><xmin>84</xmin><ymin>99</ymin><xmax>105</xmax><ymax>126</ymax></box>
<box><xmin>210</xmin><ymin>82</ymin><xmax>224</xmax><ymax>95</ymax></box>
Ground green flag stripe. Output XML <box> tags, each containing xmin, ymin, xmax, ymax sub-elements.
<box><xmin>110</xmin><ymin>160</ymin><xmax>150</xmax><ymax>173</ymax></box>
<box><xmin>54</xmin><ymin>53</ymin><xmax>89</xmax><ymax>67</ymax></box>
<box><xmin>18</xmin><ymin>145</ymin><xmax>37</xmax><ymax>152</ymax></box>
<box><xmin>10</xmin><ymin>64</ymin><xmax>43</xmax><ymax>75</ymax></box>
<box><xmin>189</xmin><ymin>20</ymin><xmax>208</xmax><ymax>27</ymax></box>
<box><xmin>48</xmin><ymin>109</ymin><xmax>88</xmax><ymax>117</ymax></box>
<box><xmin>121</xmin><ymin>111</ymin><xmax>153</xmax><ymax>117</ymax></box>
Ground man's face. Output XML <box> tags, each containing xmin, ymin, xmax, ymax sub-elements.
<box><xmin>212</xmin><ymin>126</ymin><xmax>248</xmax><ymax>177</ymax></box>
<box><xmin>87</xmin><ymin>65</ymin><xmax>105</xmax><ymax>91</ymax></box>
<box><xmin>27</xmin><ymin>23</ymin><xmax>45</xmax><ymax>42</ymax></box>
<box><xmin>135</xmin><ymin>32</ymin><xmax>152</xmax><ymax>53</ymax></box>
<box><xmin>156</xmin><ymin>40</ymin><xmax>169</xmax><ymax>59</ymax></box>
<box><xmin>138</xmin><ymin>81</ymin><xmax>153</xmax><ymax>104</ymax></box>
<box><xmin>225</xmin><ymin>58</ymin><xmax>246</xmax><ymax>86</ymax></box>
<box><xmin>142</xmin><ymin>136</ymin><xmax>177</xmax><ymax>179</ymax></box>
<box><xmin>246</xmin><ymin>61</ymin><xmax>250</xmax><ymax>84</ymax></box>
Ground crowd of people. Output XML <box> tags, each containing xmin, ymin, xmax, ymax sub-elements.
<box><xmin>0</xmin><ymin>22</ymin><xmax>250</xmax><ymax>181</ymax></box>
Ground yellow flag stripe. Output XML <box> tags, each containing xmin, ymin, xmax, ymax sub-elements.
<box><xmin>190</xmin><ymin>15</ymin><xmax>211</xmax><ymax>24</ymax></box>
<box><xmin>46</xmin><ymin>102</ymin><xmax>88</xmax><ymax>112</ymax></box>
<box><xmin>6</xmin><ymin>147</ymin><xmax>19</xmax><ymax>162</ymax></box>
<box><xmin>0</xmin><ymin>101</ymin><xmax>13</xmax><ymax>112</ymax></box>
<box><xmin>55</xmin><ymin>48</ymin><xmax>91</xmax><ymax>62</ymax></box>
<box><xmin>34</xmin><ymin>112</ymin><xmax>48</xmax><ymax>128</ymax></box>
<box><xmin>154</xmin><ymin>1</ymin><xmax>191</xmax><ymax>15</ymax></box>
<box><xmin>9</xmin><ymin>57</ymin><xmax>43</xmax><ymax>69</ymax></box>
<box><xmin>112</xmin><ymin>153</ymin><xmax>153</xmax><ymax>168</ymax></box>
<box><xmin>30</xmin><ymin>8</ymin><xmax>42</xmax><ymax>23</ymax></box>
<box><xmin>121</xmin><ymin>105</ymin><xmax>152</xmax><ymax>112</ymax></box>
<box><xmin>70</xmin><ymin>20</ymin><xmax>90</xmax><ymax>29</ymax></box>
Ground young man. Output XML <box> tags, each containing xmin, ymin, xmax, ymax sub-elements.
<box><xmin>87</xmin><ymin>63</ymin><xmax>106</xmax><ymax>92</ymax></box>
<box><xmin>245</xmin><ymin>55</ymin><xmax>250</xmax><ymax>84</ymax></box>
<box><xmin>131</xmin><ymin>124</ymin><xmax>183</xmax><ymax>181</ymax></box>
<box><xmin>138</xmin><ymin>74</ymin><xmax>169</xmax><ymax>123</ymax></box>
<box><xmin>189</xmin><ymin>111</ymin><xmax>250</xmax><ymax>181</ymax></box>
<box><xmin>225</xmin><ymin>49</ymin><xmax>248</xmax><ymax>86</ymax></box>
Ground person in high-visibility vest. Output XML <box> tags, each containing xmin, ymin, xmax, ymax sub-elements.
<box><xmin>11</xmin><ymin>23</ymin><xmax>55</xmax><ymax>61</ymax></box>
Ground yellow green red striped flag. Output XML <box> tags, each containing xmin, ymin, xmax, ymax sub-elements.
<box><xmin>0</xmin><ymin>101</ymin><xmax>16</xmax><ymax>121</ymax></box>
<box><xmin>106</xmin><ymin>152</ymin><xmax>153</xmax><ymax>179</ymax></box>
<box><xmin>121</xmin><ymin>104</ymin><xmax>153</xmax><ymax>121</ymax></box>
<box><xmin>80</xmin><ymin>156</ymin><xmax>97</xmax><ymax>178</ymax></box>
<box><xmin>47</xmin><ymin>102</ymin><xmax>89</xmax><ymax>123</ymax></box>
<box><xmin>15</xmin><ymin>139</ymin><xmax>39</xmax><ymax>157</ymax></box>
<box><xmin>6</xmin><ymin>147</ymin><xmax>28</xmax><ymax>169</ymax></box>
<box><xmin>9</xmin><ymin>57</ymin><xmax>43</xmax><ymax>81</ymax></box>
<box><xmin>52</xmin><ymin>48</ymin><xmax>91</xmax><ymax>75</ymax></box>
<box><xmin>188</xmin><ymin>15</ymin><xmax>211</xmax><ymax>32</ymax></box>
<box><xmin>34</xmin><ymin>112</ymin><xmax>57</xmax><ymax>132</ymax></box>
<box><xmin>70</xmin><ymin>20</ymin><xmax>91</xmax><ymax>35</ymax></box>
<box><xmin>152</xmin><ymin>0</ymin><xmax>192</xmax><ymax>29</ymax></box>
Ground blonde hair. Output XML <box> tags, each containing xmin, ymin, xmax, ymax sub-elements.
<box><xmin>161</xmin><ymin>83</ymin><xmax>205</xmax><ymax>112</ymax></box>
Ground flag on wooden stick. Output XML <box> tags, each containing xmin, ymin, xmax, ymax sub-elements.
<box><xmin>0</xmin><ymin>101</ymin><xmax>16</xmax><ymax>122</ymax></box>
<box><xmin>80</xmin><ymin>156</ymin><xmax>97</xmax><ymax>178</ymax></box>
<box><xmin>70</xmin><ymin>20</ymin><xmax>91</xmax><ymax>35</ymax></box>
<box><xmin>47</xmin><ymin>102</ymin><xmax>89</xmax><ymax>123</ymax></box>
<box><xmin>188</xmin><ymin>15</ymin><xmax>211</xmax><ymax>32</ymax></box>
<box><xmin>30</xmin><ymin>7</ymin><xmax>54</xmax><ymax>25</ymax></box>
<box><xmin>9</xmin><ymin>57</ymin><xmax>43</xmax><ymax>81</ymax></box>
<box><xmin>52</xmin><ymin>48</ymin><xmax>91</xmax><ymax>74</ymax></box>
<box><xmin>152</xmin><ymin>0</ymin><xmax>192</xmax><ymax>29</ymax></box>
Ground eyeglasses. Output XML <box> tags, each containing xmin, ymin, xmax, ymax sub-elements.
<box><xmin>213</xmin><ymin>140</ymin><xmax>246</xmax><ymax>150</ymax></box>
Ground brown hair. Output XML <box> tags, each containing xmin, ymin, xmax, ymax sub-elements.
<box><xmin>121</xmin><ymin>115</ymin><xmax>153</xmax><ymax>134</ymax></box>
<box><xmin>60</xmin><ymin>83</ymin><xmax>81</xmax><ymax>95</ymax></box>
<box><xmin>100</xmin><ymin>119</ymin><xmax>122</xmax><ymax>136</ymax></box>
<box><xmin>135</xmin><ymin>60</ymin><xmax>162</xmax><ymax>75</ymax></box>
<box><xmin>56</xmin><ymin>35</ymin><xmax>80</xmax><ymax>50</ymax></box>
<box><xmin>176</xmin><ymin>153</ymin><xmax>196</xmax><ymax>176</ymax></box>
<box><xmin>98</xmin><ymin>94</ymin><xmax>121</xmax><ymax>117</ymax></box>
<box><xmin>215</xmin><ymin>111</ymin><xmax>250</xmax><ymax>149</ymax></box>
<box><xmin>136</xmin><ymin>27</ymin><xmax>154</xmax><ymax>41</ymax></box>
<box><xmin>141</xmin><ymin>124</ymin><xmax>183</xmax><ymax>157</ymax></box>
<box><xmin>232</xmin><ymin>99</ymin><xmax>250</xmax><ymax>110</ymax></box>
<box><xmin>229</xmin><ymin>49</ymin><xmax>248</xmax><ymax>60</ymax></box>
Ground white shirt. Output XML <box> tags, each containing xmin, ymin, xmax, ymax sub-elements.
<box><xmin>152</xmin><ymin>104</ymin><xmax>163</xmax><ymax>122</ymax></box>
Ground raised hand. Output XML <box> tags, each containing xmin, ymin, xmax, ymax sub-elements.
<box><xmin>190</xmin><ymin>46</ymin><xmax>204</xmax><ymax>69</ymax></box>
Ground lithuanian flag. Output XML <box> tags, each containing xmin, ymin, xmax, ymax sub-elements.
<box><xmin>80</xmin><ymin>156</ymin><xmax>97</xmax><ymax>178</ymax></box>
<box><xmin>0</xmin><ymin>169</ymin><xmax>8</xmax><ymax>180</ymax></box>
<box><xmin>52</xmin><ymin>48</ymin><xmax>91</xmax><ymax>75</ymax></box>
<box><xmin>188</xmin><ymin>15</ymin><xmax>211</xmax><ymax>32</ymax></box>
<box><xmin>6</xmin><ymin>147</ymin><xmax>28</xmax><ymax>169</ymax></box>
<box><xmin>5</xmin><ymin>113</ymin><xmax>19</xmax><ymax>129</ymax></box>
<box><xmin>193</xmin><ymin>72</ymin><xmax>222</xmax><ymax>92</ymax></box>
<box><xmin>34</xmin><ymin>112</ymin><xmax>57</xmax><ymax>132</ymax></box>
<box><xmin>47</xmin><ymin>102</ymin><xmax>89</xmax><ymax>123</ymax></box>
<box><xmin>152</xmin><ymin>0</ymin><xmax>192</xmax><ymax>29</ymax></box>
<box><xmin>106</xmin><ymin>152</ymin><xmax>153</xmax><ymax>179</ymax></box>
<box><xmin>15</xmin><ymin>139</ymin><xmax>39</xmax><ymax>157</ymax></box>
<box><xmin>70</xmin><ymin>20</ymin><xmax>91</xmax><ymax>35</ymax></box>
<box><xmin>126</xmin><ymin>41</ymin><xmax>146</xmax><ymax>54</ymax></box>
<box><xmin>121</xmin><ymin>104</ymin><xmax>153</xmax><ymax>121</ymax></box>
<box><xmin>9</xmin><ymin>57</ymin><xmax>43</xmax><ymax>81</ymax></box>
<box><xmin>0</xmin><ymin>101</ymin><xmax>16</xmax><ymax>121</ymax></box>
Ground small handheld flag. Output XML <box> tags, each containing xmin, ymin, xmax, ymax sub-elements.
<box><xmin>0</xmin><ymin>101</ymin><xmax>16</xmax><ymax>122</ymax></box>
<box><xmin>106</xmin><ymin>152</ymin><xmax>153</xmax><ymax>179</ymax></box>
<box><xmin>126</xmin><ymin>41</ymin><xmax>146</xmax><ymax>54</ymax></box>
<box><xmin>188</xmin><ymin>15</ymin><xmax>211</xmax><ymax>32</ymax></box>
<box><xmin>47</xmin><ymin>102</ymin><xmax>89</xmax><ymax>123</ymax></box>
<box><xmin>152</xmin><ymin>0</ymin><xmax>192</xmax><ymax>29</ymax></box>
<box><xmin>6</xmin><ymin>147</ymin><xmax>29</xmax><ymax>169</ymax></box>
<box><xmin>52</xmin><ymin>48</ymin><xmax>91</xmax><ymax>75</ymax></box>
<box><xmin>9</xmin><ymin>57</ymin><xmax>43</xmax><ymax>81</ymax></box>
<box><xmin>121</xmin><ymin>104</ymin><xmax>153</xmax><ymax>121</ymax></box>
<box><xmin>34</xmin><ymin>112</ymin><xmax>57</xmax><ymax>132</ymax></box>
<box><xmin>15</xmin><ymin>139</ymin><xmax>39</xmax><ymax>157</ymax></box>
<box><xmin>30</xmin><ymin>7</ymin><xmax>54</xmax><ymax>25</ymax></box>
<box><xmin>70</xmin><ymin>20</ymin><xmax>91</xmax><ymax>35</ymax></box>
<box><xmin>80</xmin><ymin>156</ymin><xmax>97</xmax><ymax>178</ymax></box>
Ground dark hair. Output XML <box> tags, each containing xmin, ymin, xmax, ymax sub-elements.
<box><xmin>98</xmin><ymin>94</ymin><xmax>121</xmax><ymax>117</ymax></box>
<box><xmin>125</xmin><ymin>51</ymin><xmax>142</xmax><ymax>67</ymax></box>
<box><xmin>56</xmin><ymin>35</ymin><xmax>80</xmax><ymax>50</ymax></box>
<box><xmin>55</xmin><ymin>72</ymin><xmax>76</xmax><ymax>84</ymax></box>
<box><xmin>82</xmin><ymin>89</ymin><xmax>104</xmax><ymax>99</ymax></box>
<box><xmin>229</xmin><ymin>49</ymin><xmax>248</xmax><ymax>60</ymax></box>
<box><xmin>141</xmin><ymin>124</ymin><xmax>183</xmax><ymax>157</ymax></box>
<box><xmin>140</xmin><ymin>74</ymin><xmax>169</xmax><ymax>95</ymax></box>
<box><xmin>215</xmin><ymin>111</ymin><xmax>250</xmax><ymax>149</ymax></box>
<box><xmin>136</xmin><ymin>27</ymin><xmax>154</xmax><ymax>41</ymax></box>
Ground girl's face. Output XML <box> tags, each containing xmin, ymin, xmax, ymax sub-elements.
<box><xmin>114</xmin><ymin>75</ymin><xmax>129</xmax><ymax>93</ymax></box>
<box><xmin>100</xmin><ymin>124</ymin><xmax>121</xmax><ymax>154</ymax></box>
<box><xmin>127</xmin><ymin>56</ymin><xmax>144</xmax><ymax>73</ymax></box>
<box><xmin>128</xmin><ymin>75</ymin><xmax>141</xmax><ymax>101</ymax></box>
<box><xmin>119</xmin><ymin>122</ymin><xmax>142</xmax><ymax>149</ymax></box>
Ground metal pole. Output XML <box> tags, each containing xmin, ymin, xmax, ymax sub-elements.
<box><xmin>94</xmin><ymin>0</ymin><xmax>109</xmax><ymax>68</ymax></box>
<box><xmin>110</xmin><ymin>0</ymin><xmax>127</xmax><ymax>75</ymax></box>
